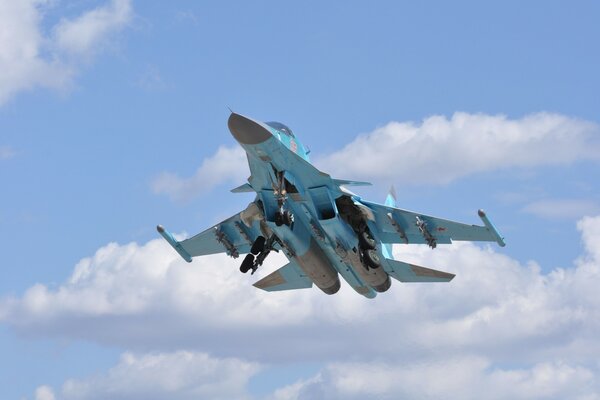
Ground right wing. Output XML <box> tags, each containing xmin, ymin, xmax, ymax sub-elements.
<box><xmin>362</xmin><ymin>200</ymin><xmax>505</xmax><ymax>248</ymax></box>
<box><xmin>157</xmin><ymin>208</ymin><xmax>264</xmax><ymax>262</ymax></box>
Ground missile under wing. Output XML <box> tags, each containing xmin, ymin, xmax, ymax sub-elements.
<box><xmin>157</xmin><ymin>113</ymin><xmax>505</xmax><ymax>298</ymax></box>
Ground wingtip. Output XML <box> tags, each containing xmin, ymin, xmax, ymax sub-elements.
<box><xmin>478</xmin><ymin>209</ymin><xmax>506</xmax><ymax>247</ymax></box>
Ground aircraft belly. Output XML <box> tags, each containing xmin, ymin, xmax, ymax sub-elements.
<box><xmin>294</xmin><ymin>237</ymin><xmax>340</xmax><ymax>295</ymax></box>
<box><xmin>344</xmin><ymin>247</ymin><xmax>391</xmax><ymax>293</ymax></box>
<box><xmin>318</xmin><ymin>215</ymin><xmax>391</xmax><ymax>294</ymax></box>
<box><xmin>245</xmin><ymin>139</ymin><xmax>387</xmax><ymax>296</ymax></box>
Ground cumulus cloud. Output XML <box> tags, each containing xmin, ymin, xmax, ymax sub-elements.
<box><xmin>32</xmin><ymin>353</ymin><xmax>600</xmax><ymax>400</ymax></box>
<box><xmin>273</xmin><ymin>358</ymin><xmax>599</xmax><ymax>400</ymax></box>
<box><xmin>0</xmin><ymin>0</ymin><xmax>132</xmax><ymax>106</ymax></box>
<box><xmin>5</xmin><ymin>216</ymin><xmax>600</xmax><ymax>398</ymax></box>
<box><xmin>151</xmin><ymin>145</ymin><xmax>248</xmax><ymax>202</ymax></box>
<box><xmin>58</xmin><ymin>351</ymin><xmax>258</xmax><ymax>400</ymax></box>
<box><xmin>316</xmin><ymin>112</ymin><xmax>600</xmax><ymax>185</ymax></box>
<box><xmin>34</xmin><ymin>385</ymin><xmax>56</xmax><ymax>400</ymax></box>
<box><xmin>33</xmin><ymin>352</ymin><xmax>258</xmax><ymax>400</ymax></box>
<box><xmin>53</xmin><ymin>0</ymin><xmax>131</xmax><ymax>58</ymax></box>
<box><xmin>3</xmin><ymin>216</ymin><xmax>600</xmax><ymax>366</ymax></box>
<box><xmin>156</xmin><ymin>112</ymin><xmax>600</xmax><ymax>202</ymax></box>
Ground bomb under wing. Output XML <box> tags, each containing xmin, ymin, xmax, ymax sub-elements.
<box><xmin>157</xmin><ymin>113</ymin><xmax>505</xmax><ymax>298</ymax></box>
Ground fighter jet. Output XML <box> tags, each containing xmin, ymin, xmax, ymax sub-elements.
<box><xmin>157</xmin><ymin>113</ymin><xmax>505</xmax><ymax>298</ymax></box>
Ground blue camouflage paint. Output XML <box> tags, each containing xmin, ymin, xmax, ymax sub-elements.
<box><xmin>158</xmin><ymin>113</ymin><xmax>505</xmax><ymax>298</ymax></box>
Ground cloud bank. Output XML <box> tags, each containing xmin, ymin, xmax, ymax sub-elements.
<box><xmin>5</xmin><ymin>215</ymin><xmax>600</xmax><ymax>398</ymax></box>
<box><xmin>4</xmin><ymin>217</ymin><xmax>600</xmax><ymax>361</ymax></box>
<box><xmin>316</xmin><ymin>112</ymin><xmax>600</xmax><ymax>185</ymax></box>
<box><xmin>0</xmin><ymin>0</ymin><xmax>132</xmax><ymax>106</ymax></box>
<box><xmin>36</xmin><ymin>354</ymin><xmax>599</xmax><ymax>400</ymax></box>
<box><xmin>54</xmin><ymin>351</ymin><xmax>258</xmax><ymax>400</ymax></box>
<box><xmin>272</xmin><ymin>357</ymin><xmax>599</xmax><ymax>400</ymax></box>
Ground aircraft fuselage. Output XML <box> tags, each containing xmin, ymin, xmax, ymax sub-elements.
<box><xmin>158</xmin><ymin>113</ymin><xmax>504</xmax><ymax>298</ymax></box>
<box><xmin>229</xmin><ymin>113</ymin><xmax>390</xmax><ymax>298</ymax></box>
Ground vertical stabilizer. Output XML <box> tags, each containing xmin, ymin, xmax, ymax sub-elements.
<box><xmin>382</xmin><ymin>186</ymin><xmax>396</xmax><ymax>259</ymax></box>
<box><xmin>384</xmin><ymin>185</ymin><xmax>397</xmax><ymax>208</ymax></box>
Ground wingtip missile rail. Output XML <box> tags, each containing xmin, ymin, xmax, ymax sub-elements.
<box><xmin>156</xmin><ymin>225</ymin><xmax>193</xmax><ymax>262</ymax></box>
<box><xmin>477</xmin><ymin>210</ymin><xmax>506</xmax><ymax>247</ymax></box>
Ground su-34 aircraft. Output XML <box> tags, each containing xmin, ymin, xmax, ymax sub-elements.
<box><xmin>158</xmin><ymin>113</ymin><xmax>505</xmax><ymax>298</ymax></box>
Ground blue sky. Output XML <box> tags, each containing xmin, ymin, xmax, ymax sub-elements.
<box><xmin>1</xmin><ymin>1</ymin><xmax>600</xmax><ymax>399</ymax></box>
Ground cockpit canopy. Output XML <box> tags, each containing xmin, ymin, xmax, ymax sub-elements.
<box><xmin>265</xmin><ymin>121</ymin><xmax>295</xmax><ymax>138</ymax></box>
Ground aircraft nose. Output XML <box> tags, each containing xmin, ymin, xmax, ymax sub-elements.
<box><xmin>228</xmin><ymin>113</ymin><xmax>272</xmax><ymax>145</ymax></box>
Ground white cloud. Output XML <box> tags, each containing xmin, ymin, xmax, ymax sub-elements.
<box><xmin>523</xmin><ymin>199</ymin><xmax>600</xmax><ymax>220</ymax></box>
<box><xmin>48</xmin><ymin>351</ymin><xmax>258</xmax><ymax>400</ymax></box>
<box><xmin>156</xmin><ymin>112</ymin><xmax>600</xmax><ymax>201</ymax></box>
<box><xmin>275</xmin><ymin>358</ymin><xmax>599</xmax><ymax>400</ymax></box>
<box><xmin>0</xmin><ymin>145</ymin><xmax>16</xmax><ymax>160</ymax></box>
<box><xmin>33</xmin><ymin>349</ymin><xmax>600</xmax><ymax>400</ymax></box>
<box><xmin>316</xmin><ymin>112</ymin><xmax>600</xmax><ymax>185</ymax></box>
<box><xmin>0</xmin><ymin>0</ymin><xmax>132</xmax><ymax>106</ymax></box>
<box><xmin>34</xmin><ymin>385</ymin><xmax>56</xmax><ymax>400</ymax></box>
<box><xmin>53</xmin><ymin>0</ymin><xmax>131</xmax><ymax>58</ymax></box>
<box><xmin>152</xmin><ymin>145</ymin><xmax>248</xmax><ymax>202</ymax></box>
<box><xmin>578</xmin><ymin>216</ymin><xmax>600</xmax><ymax>262</ymax></box>
<box><xmin>3</xmin><ymin>216</ymin><xmax>600</xmax><ymax>366</ymax></box>
<box><xmin>5</xmin><ymin>216</ymin><xmax>600</xmax><ymax>398</ymax></box>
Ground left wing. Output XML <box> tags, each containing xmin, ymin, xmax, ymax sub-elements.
<box><xmin>157</xmin><ymin>209</ymin><xmax>263</xmax><ymax>262</ymax></box>
<box><xmin>362</xmin><ymin>200</ymin><xmax>505</xmax><ymax>248</ymax></box>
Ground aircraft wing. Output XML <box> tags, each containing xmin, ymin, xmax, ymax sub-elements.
<box><xmin>361</xmin><ymin>200</ymin><xmax>505</xmax><ymax>248</ymax></box>
<box><xmin>157</xmin><ymin>211</ymin><xmax>262</xmax><ymax>262</ymax></box>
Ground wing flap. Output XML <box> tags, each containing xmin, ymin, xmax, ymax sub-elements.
<box><xmin>253</xmin><ymin>260</ymin><xmax>313</xmax><ymax>292</ymax></box>
<box><xmin>384</xmin><ymin>258</ymin><xmax>455</xmax><ymax>283</ymax></box>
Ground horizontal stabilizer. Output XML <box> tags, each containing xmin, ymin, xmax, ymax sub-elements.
<box><xmin>253</xmin><ymin>260</ymin><xmax>313</xmax><ymax>292</ymax></box>
<box><xmin>333</xmin><ymin>179</ymin><xmax>372</xmax><ymax>187</ymax></box>
<box><xmin>231</xmin><ymin>183</ymin><xmax>254</xmax><ymax>193</ymax></box>
<box><xmin>384</xmin><ymin>258</ymin><xmax>455</xmax><ymax>283</ymax></box>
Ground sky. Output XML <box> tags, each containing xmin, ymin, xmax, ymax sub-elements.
<box><xmin>1</xmin><ymin>0</ymin><xmax>600</xmax><ymax>399</ymax></box>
